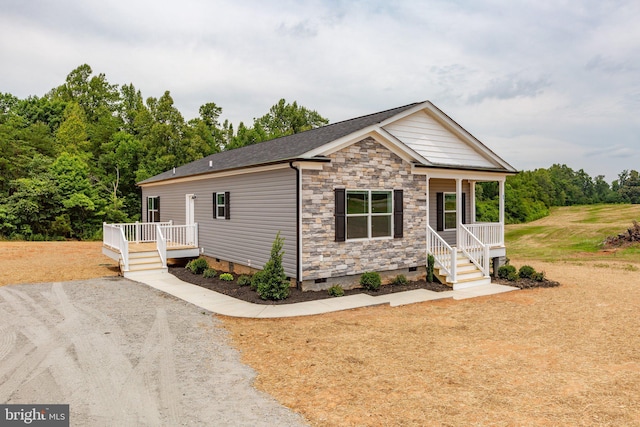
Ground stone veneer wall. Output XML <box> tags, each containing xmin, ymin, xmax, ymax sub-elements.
<box><xmin>301</xmin><ymin>137</ymin><xmax>427</xmax><ymax>290</ymax></box>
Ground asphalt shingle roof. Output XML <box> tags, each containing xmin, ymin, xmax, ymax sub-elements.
<box><xmin>139</xmin><ymin>102</ymin><xmax>422</xmax><ymax>185</ymax></box>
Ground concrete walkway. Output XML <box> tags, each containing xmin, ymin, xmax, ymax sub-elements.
<box><xmin>132</xmin><ymin>272</ymin><xmax>519</xmax><ymax>318</ymax></box>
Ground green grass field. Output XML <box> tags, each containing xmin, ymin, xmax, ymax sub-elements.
<box><xmin>505</xmin><ymin>204</ymin><xmax>640</xmax><ymax>263</ymax></box>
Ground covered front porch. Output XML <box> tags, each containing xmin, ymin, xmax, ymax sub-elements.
<box><xmin>102</xmin><ymin>222</ymin><xmax>200</xmax><ymax>278</ymax></box>
<box><xmin>421</xmin><ymin>171</ymin><xmax>507</xmax><ymax>289</ymax></box>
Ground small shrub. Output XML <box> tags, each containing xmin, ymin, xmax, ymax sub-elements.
<box><xmin>327</xmin><ymin>285</ymin><xmax>344</xmax><ymax>297</ymax></box>
<box><xmin>531</xmin><ymin>271</ymin><xmax>545</xmax><ymax>282</ymax></box>
<box><xmin>202</xmin><ymin>268</ymin><xmax>217</xmax><ymax>279</ymax></box>
<box><xmin>219</xmin><ymin>273</ymin><xmax>234</xmax><ymax>281</ymax></box>
<box><xmin>392</xmin><ymin>274</ymin><xmax>408</xmax><ymax>286</ymax></box>
<box><xmin>507</xmin><ymin>271</ymin><xmax>519</xmax><ymax>281</ymax></box>
<box><xmin>237</xmin><ymin>275</ymin><xmax>252</xmax><ymax>287</ymax></box>
<box><xmin>427</xmin><ymin>254</ymin><xmax>435</xmax><ymax>283</ymax></box>
<box><xmin>518</xmin><ymin>265</ymin><xmax>536</xmax><ymax>279</ymax></box>
<box><xmin>360</xmin><ymin>272</ymin><xmax>381</xmax><ymax>291</ymax></box>
<box><xmin>186</xmin><ymin>257</ymin><xmax>209</xmax><ymax>275</ymax></box>
<box><xmin>497</xmin><ymin>264</ymin><xmax>516</xmax><ymax>280</ymax></box>
<box><xmin>255</xmin><ymin>232</ymin><xmax>290</xmax><ymax>300</ymax></box>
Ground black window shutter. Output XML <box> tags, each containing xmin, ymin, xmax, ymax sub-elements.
<box><xmin>156</xmin><ymin>197</ymin><xmax>160</xmax><ymax>222</ymax></box>
<box><xmin>436</xmin><ymin>192</ymin><xmax>444</xmax><ymax>231</ymax></box>
<box><xmin>212</xmin><ymin>193</ymin><xmax>216</xmax><ymax>218</ymax></box>
<box><xmin>393</xmin><ymin>189</ymin><xmax>403</xmax><ymax>238</ymax></box>
<box><xmin>335</xmin><ymin>188</ymin><xmax>346</xmax><ymax>242</ymax></box>
<box><xmin>225</xmin><ymin>191</ymin><xmax>230</xmax><ymax>220</ymax></box>
<box><xmin>462</xmin><ymin>192</ymin><xmax>467</xmax><ymax>224</ymax></box>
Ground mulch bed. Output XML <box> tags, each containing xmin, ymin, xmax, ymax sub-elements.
<box><xmin>169</xmin><ymin>266</ymin><xmax>451</xmax><ymax>305</ymax></box>
<box><xmin>169</xmin><ymin>266</ymin><xmax>559</xmax><ymax>305</ymax></box>
<box><xmin>494</xmin><ymin>277</ymin><xmax>561</xmax><ymax>289</ymax></box>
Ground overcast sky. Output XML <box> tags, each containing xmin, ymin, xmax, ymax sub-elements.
<box><xmin>2</xmin><ymin>0</ymin><xmax>639</xmax><ymax>182</ymax></box>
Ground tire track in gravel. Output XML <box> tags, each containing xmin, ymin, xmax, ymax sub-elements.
<box><xmin>49</xmin><ymin>282</ymin><xmax>152</xmax><ymax>427</ymax></box>
<box><xmin>0</xmin><ymin>286</ymin><xmax>71</xmax><ymax>402</ymax></box>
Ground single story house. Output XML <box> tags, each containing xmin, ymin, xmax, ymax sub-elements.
<box><xmin>105</xmin><ymin>101</ymin><xmax>517</xmax><ymax>291</ymax></box>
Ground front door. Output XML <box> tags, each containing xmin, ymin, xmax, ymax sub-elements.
<box><xmin>185</xmin><ymin>194</ymin><xmax>195</xmax><ymax>245</ymax></box>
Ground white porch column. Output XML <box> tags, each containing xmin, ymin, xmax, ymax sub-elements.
<box><xmin>469</xmin><ymin>180</ymin><xmax>476</xmax><ymax>224</ymax></box>
<box><xmin>499</xmin><ymin>179</ymin><xmax>505</xmax><ymax>225</ymax></box>
<box><xmin>456</xmin><ymin>177</ymin><xmax>462</xmax><ymax>247</ymax></box>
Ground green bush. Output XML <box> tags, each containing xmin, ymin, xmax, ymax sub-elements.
<box><xmin>427</xmin><ymin>254</ymin><xmax>435</xmax><ymax>283</ymax></box>
<box><xmin>360</xmin><ymin>272</ymin><xmax>381</xmax><ymax>291</ymax></box>
<box><xmin>518</xmin><ymin>265</ymin><xmax>536</xmax><ymax>279</ymax></box>
<box><xmin>255</xmin><ymin>232</ymin><xmax>290</xmax><ymax>300</ymax></box>
<box><xmin>202</xmin><ymin>268</ymin><xmax>217</xmax><ymax>279</ymax></box>
<box><xmin>507</xmin><ymin>271</ymin><xmax>519</xmax><ymax>281</ymax></box>
<box><xmin>219</xmin><ymin>273</ymin><xmax>234</xmax><ymax>281</ymax></box>
<box><xmin>531</xmin><ymin>271</ymin><xmax>545</xmax><ymax>282</ymax></box>
<box><xmin>237</xmin><ymin>275</ymin><xmax>252</xmax><ymax>287</ymax></box>
<box><xmin>497</xmin><ymin>264</ymin><xmax>517</xmax><ymax>280</ymax></box>
<box><xmin>250</xmin><ymin>270</ymin><xmax>265</xmax><ymax>291</ymax></box>
<box><xmin>186</xmin><ymin>257</ymin><xmax>209</xmax><ymax>275</ymax></box>
<box><xmin>327</xmin><ymin>285</ymin><xmax>344</xmax><ymax>297</ymax></box>
<box><xmin>392</xmin><ymin>274</ymin><xmax>408</xmax><ymax>286</ymax></box>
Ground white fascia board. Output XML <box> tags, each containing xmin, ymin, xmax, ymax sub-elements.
<box><xmin>138</xmin><ymin>163</ymin><xmax>290</xmax><ymax>188</ymax></box>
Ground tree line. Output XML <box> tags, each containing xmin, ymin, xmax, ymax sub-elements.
<box><xmin>0</xmin><ymin>64</ymin><xmax>327</xmax><ymax>240</ymax></box>
<box><xmin>477</xmin><ymin>165</ymin><xmax>640</xmax><ymax>223</ymax></box>
<box><xmin>1</xmin><ymin>64</ymin><xmax>638</xmax><ymax>240</ymax></box>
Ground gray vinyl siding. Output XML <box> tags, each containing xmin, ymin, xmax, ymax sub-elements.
<box><xmin>141</xmin><ymin>167</ymin><xmax>297</xmax><ymax>278</ymax></box>
<box><xmin>428</xmin><ymin>179</ymin><xmax>471</xmax><ymax>246</ymax></box>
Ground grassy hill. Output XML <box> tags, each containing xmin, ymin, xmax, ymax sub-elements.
<box><xmin>505</xmin><ymin>204</ymin><xmax>640</xmax><ymax>263</ymax></box>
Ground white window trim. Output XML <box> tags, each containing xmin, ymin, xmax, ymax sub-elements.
<box><xmin>346</xmin><ymin>189</ymin><xmax>394</xmax><ymax>241</ymax></box>
<box><xmin>147</xmin><ymin>196</ymin><xmax>160</xmax><ymax>223</ymax></box>
<box><xmin>214</xmin><ymin>192</ymin><xmax>226</xmax><ymax>219</ymax></box>
<box><xmin>443</xmin><ymin>192</ymin><xmax>457</xmax><ymax>231</ymax></box>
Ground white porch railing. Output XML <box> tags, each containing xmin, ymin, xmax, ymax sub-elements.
<box><xmin>159</xmin><ymin>224</ymin><xmax>198</xmax><ymax>248</ymax></box>
<box><xmin>427</xmin><ymin>225</ymin><xmax>457</xmax><ymax>283</ymax></box>
<box><xmin>466</xmin><ymin>222</ymin><xmax>504</xmax><ymax>247</ymax></box>
<box><xmin>459</xmin><ymin>224</ymin><xmax>490</xmax><ymax>277</ymax></box>
<box><xmin>103</xmin><ymin>223</ymin><xmax>129</xmax><ymax>271</ymax></box>
<box><xmin>103</xmin><ymin>221</ymin><xmax>197</xmax><ymax>272</ymax></box>
<box><xmin>107</xmin><ymin>221</ymin><xmax>173</xmax><ymax>243</ymax></box>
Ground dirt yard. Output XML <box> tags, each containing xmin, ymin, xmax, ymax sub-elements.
<box><xmin>1</xmin><ymin>239</ymin><xmax>639</xmax><ymax>426</ymax></box>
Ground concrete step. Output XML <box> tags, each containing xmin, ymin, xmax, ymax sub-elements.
<box><xmin>453</xmin><ymin>276</ymin><xmax>492</xmax><ymax>290</ymax></box>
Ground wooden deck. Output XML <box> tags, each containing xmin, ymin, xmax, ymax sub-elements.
<box><xmin>128</xmin><ymin>242</ymin><xmax>198</xmax><ymax>253</ymax></box>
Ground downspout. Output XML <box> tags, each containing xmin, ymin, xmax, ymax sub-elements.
<box><xmin>289</xmin><ymin>162</ymin><xmax>302</xmax><ymax>289</ymax></box>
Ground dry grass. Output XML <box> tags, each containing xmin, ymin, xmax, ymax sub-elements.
<box><xmin>222</xmin><ymin>262</ymin><xmax>640</xmax><ymax>426</ymax></box>
<box><xmin>0</xmin><ymin>241</ymin><xmax>119</xmax><ymax>286</ymax></box>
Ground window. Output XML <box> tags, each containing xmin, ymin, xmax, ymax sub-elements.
<box><xmin>346</xmin><ymin>190</ymin><xmax>392</xmax><ymax>239</ymax></box>
<box><xmin>147</xmin><ymin>196</ymin><xmax>160</xmax><ymax>222</ymax></box>
<box><xmin>444</xmin><ymin>192</ymin><xmax>457</xmax><ymax>230</ymax></box>
<box><xmin>213</xmin><ymin>191</ymin><xmax>230</xmax><ymax>219</ymax></box>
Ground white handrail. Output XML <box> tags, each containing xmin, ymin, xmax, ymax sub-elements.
<box><xmin>427</xmin><ymin>225</ymin><xmax>457</xmax><ymax>283</ymax></box>
<box><xmin>459</xmin><ymin>224</ymin><xmax>490</xmax><ymax>277</ymax></box>
<box><xmin>156</xmin><ymin>225</ymin><xmax>167</xmax><ymax>269</ymax></box>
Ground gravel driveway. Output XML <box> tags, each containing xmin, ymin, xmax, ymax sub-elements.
<box><xmin>0</xmin><ymin>277</ymin><xmax>307</xmax><ymax>426</ymax></box>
